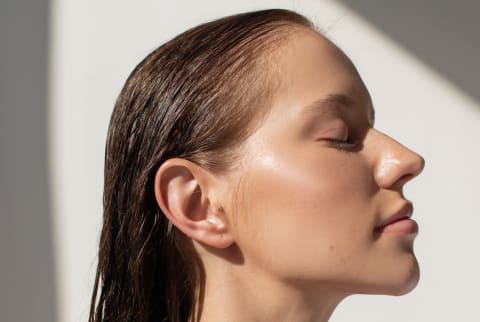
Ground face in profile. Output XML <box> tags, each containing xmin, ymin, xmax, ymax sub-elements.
<box><xmin>220</xmin><ymin>28</ymin><xmax>425</xmax><ymax>297</ymax></box>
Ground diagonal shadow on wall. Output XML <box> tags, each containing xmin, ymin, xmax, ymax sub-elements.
<box><xmin>339</xmin><ymin>0</ymin><xmax>480</xmax><ymax>104</ymax></box>
<box><xmin>0</xmin><ymin>0</ymin><xmax>57</xmax><ymax>321</ymax></box>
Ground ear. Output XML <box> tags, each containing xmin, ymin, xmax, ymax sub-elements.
<box><xmin>154</xmin><ymin>158</ymin><xmax>234</xmax><ymax>249</ymax></box>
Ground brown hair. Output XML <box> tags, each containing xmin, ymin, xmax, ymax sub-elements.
<box><xmin>89</xmin><ymin>9</ymin><xmax>312</xmax><ymax>322</ymax></box>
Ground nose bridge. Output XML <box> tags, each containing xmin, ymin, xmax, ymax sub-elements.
<box><xmin>369</xmin><ymin>129</ymin><xmax>425</xmax><ymax>189</ymax></box>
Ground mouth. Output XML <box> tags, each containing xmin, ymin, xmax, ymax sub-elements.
<box><xmin>374</xmin><ymin>202</ymin><xmax>418</xmax><ymax>235</ymax></box>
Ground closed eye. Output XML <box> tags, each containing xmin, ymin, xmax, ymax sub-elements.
<box><xmin>324</xmin><ymin>138</ymin><xmax>358</xmax><ymax>150</ymax></box>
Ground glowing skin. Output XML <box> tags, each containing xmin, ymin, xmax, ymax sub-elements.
<box><xmin>194</xmin><ymin>28</ymin><xmax>425</xmax><ymax>322</ymax></box>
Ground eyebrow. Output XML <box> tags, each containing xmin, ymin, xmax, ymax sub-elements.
<box><xmin>302</xmin><ymin>93</ymin><xmax>376</xmax><ymax>126</ymax></box>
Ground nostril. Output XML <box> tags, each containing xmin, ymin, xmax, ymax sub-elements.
<box><xmin>396</xmin><ymin>153</ymin><xmax>425</xmax><ymax>186</ymax></box>
<box><xmin>397</xmin><ymin>173</ymin><xmax>414</xmax><ymax>186</ymax></box>
<box><xmin>409</xmin><ymin>154</ymin><xmax>425</xmax><ymax>179</ymax></box>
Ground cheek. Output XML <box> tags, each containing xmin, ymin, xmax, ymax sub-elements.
<box><xmin>233</xmin><ymin>149</ymin><xmax>377</xmax><ymax>279</ymax></box>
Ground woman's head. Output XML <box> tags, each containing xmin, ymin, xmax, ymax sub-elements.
<box><xmin>91</xmin><ymin>9</ymin><xmax>314</xmax><ymax>322</ymax></box>
<box><xmin>91</xmin><ymin>8</ymin><xmax>424</xmax><ymax>322</ymax></box>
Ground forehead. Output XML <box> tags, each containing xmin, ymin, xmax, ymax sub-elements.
<box><xmin>267</xmin><ymin>28</ymin><xmax>371</xmax><ymax>118</ymax></box>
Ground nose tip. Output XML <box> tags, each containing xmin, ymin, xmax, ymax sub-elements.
<box><xmin>413</xmin><ymin>153</ymin><xmax>426</xmax><ymax>178</ymax></box>
<box><xmin>373</xmin><ymin>133</ymin><xmax>425</xmax><ymax>189</ymax></box>
<box><xmin>394</xmin><ymin>151</ymin><xmax>425</xmax><ymax>187</ymax></box>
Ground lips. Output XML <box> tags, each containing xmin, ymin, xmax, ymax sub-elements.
<box><xmin>375</xmin><ymin>202</ymin><xmax>418</xmax><ymax>234</ymax></box>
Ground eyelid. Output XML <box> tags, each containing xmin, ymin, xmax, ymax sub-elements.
<box><xmin>313</xmin><ymin>122</ymin><xmax>349</xmax><ymax>142</ymax></box>
<box><xmin>314</xmin><ymin>122</ymin><xmax>358</xmax><ymax>150</ymax></box>
<box><xmin>302</xmin><ymin>114</ymin><xmax>357</xmax><ymax>151</ymax></box>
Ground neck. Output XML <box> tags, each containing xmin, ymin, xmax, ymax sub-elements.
<box><xmin>196</xmin><ymin>246</ymin><xmax>346</xmax><ymax>322</ymax></box>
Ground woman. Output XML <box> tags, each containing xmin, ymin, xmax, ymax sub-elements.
<box><xmin>90</xmin><ymin>8</ymin><xmax>425</xmax><ymax>322</ymax></box>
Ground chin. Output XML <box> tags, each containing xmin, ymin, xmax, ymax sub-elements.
<box><xmin>354</xmin><ymin>255</ymin><xmax>420</xmax><ymax>297</ymax></box>
<box><xmin>382</xmin><ymin>259</ymin><xmax>420</xmax><ymax>296</ymax></box>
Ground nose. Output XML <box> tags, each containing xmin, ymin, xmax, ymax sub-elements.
<box><xmin>370</xmin><ymin>130</ymin><xmax>425</xmax><ymax>190</ymax></box>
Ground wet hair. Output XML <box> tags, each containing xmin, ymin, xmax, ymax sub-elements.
<box><xmin>89</xmin><ymin>9</ymin><xmax>313</xmax><ymax>322</ymax></box>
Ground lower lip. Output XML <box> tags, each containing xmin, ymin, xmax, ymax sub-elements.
<box><xmin>377</xmin><ymin>218</ymin><xmax>419</xmax><ymax>235</ymax></box>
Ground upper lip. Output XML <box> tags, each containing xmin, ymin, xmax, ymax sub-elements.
<box><xmin>375</xmin><ymin>202</ymin><xmax>414</xmax><ymax>231</ymax></box>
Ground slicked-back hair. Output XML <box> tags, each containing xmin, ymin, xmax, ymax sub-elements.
<box><xmin>90</xmin><ymin>9</ymin><xmax>313</xmax><ymax>322</ymax></box>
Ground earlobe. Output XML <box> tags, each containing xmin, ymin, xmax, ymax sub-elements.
<box><xmin>153</xmin><ymin>158</ymin><xmax>234</xmax><ymax>249</ymax></box>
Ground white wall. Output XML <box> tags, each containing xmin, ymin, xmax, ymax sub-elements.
<box><xmin>48</xmin><ymin>0</ymin><xmax>480</xmax><ymax>321</ymax></box>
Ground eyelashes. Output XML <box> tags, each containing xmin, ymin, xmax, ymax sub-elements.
<box><xmin>325</xmin><ymin>138</ymin><xmax>358</xmax><ymax>150</ymax></box>
<box><xmin>311</xmin><ymin>118</ymin><xmax>364</xmax><ymax>151</ymax></box>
